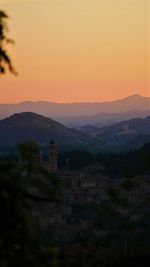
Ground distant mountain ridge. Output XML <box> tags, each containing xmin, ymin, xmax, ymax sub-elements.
<box><xmin>0</xmin><ymin>95</ymin><xmax>149</xmax><ymax>120</ymax></box>
<box><xmin>61</xmin><ymin>109</ymin><xmax>150</xmax><ymax>128</ymax></box>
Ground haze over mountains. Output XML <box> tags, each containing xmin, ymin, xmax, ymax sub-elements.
<box><xmin>0</xmin><ymin>95</ymin><xmax>149</xmax><ymax>128</ymax></box>
<box><xmin>0</xmin><ymin>94</ymin><xmax>150</xmax><ymax>154</ymax></box>
<box><xmin>0</xmin><ymin>111</ymin><xmax>150</xmax><ymax>154</ymax></box>
<box><xmin>60</xmin><ymin>109</ymin><xmax>150</xmax><ymax>128</ymax></box>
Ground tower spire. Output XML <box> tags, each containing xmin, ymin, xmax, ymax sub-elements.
<box><xmin>49</xmin><ymin>140</ymin><xmax>57</xmax><ymax>171</ymax></box>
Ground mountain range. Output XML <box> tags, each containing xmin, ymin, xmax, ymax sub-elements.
<box><xmin>62</xmin><ymin>109</ymin><xmax>150</xmax><ymax>128</ymax></box>
<box><xmin>0</xmin><ymin>96</ymin><xmax>149</xmax><ymax>125</ymax></box>
<box><xmin>89</xmin><ymin>116</ymin><xmax>150</xmax><ymax>151</ymax></box>
<box><xmin>0</xmin><ymin>111</ymin><xmax>150</xmax><ymax>154</ymax></box>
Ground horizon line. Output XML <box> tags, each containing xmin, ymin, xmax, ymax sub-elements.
<box><xmin>0</xmin><ymin>94</ymin><xmax>148</xmax><ymax>105</ymax></box>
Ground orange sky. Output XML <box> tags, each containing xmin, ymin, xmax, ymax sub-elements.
<box><xmin>0</xmin><ymin>0</ymin><xmax>149</xmax><ymax>103</ymax></box>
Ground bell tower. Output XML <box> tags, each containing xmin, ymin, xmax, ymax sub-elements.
<box><xmin>49</xmin><ymin>140</ymin><xmax>57</xmax><ymax>171</ymax></box>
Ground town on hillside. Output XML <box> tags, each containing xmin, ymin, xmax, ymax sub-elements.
<box><xmin>32</xmin><ymin>141</ymin><xmax>150</xmax><ymax>249</ymax></box>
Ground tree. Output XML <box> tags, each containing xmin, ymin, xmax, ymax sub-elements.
<box><xmin>17</xmin><ymin>140</ymin><xmax>60</xmax><ymax>203</ymax></box>
<box><xmin>0</xmin><ymin>10</ymin><xmax>17</xmax><ymax>75</ymax></box>
<box><xmin>0</xmin><ymin>141</ymin><xmax>60</xmax><ymax>267</ymax></box>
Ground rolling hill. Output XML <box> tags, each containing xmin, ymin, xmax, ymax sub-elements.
<box><xmin>95</xmin><ymin>116</ymin><xmax>150</xmax><ymax>151</ymax></box>
<box><xmin>1</xmin><ymin>112</ymin><xmax>150</xmax><ymax>155</ymax></box>
<box><xmin>0</xmin><ymin>112</ymin><xmax>98</xmax><ymax>152</ymax></box>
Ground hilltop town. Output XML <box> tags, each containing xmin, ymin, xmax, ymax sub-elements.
<box><xmin>32</xmin><ymin>141</ymin><xmax>150</xmax><ymax>248</ymax></box>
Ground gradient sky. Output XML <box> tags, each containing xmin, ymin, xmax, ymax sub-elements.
<box><xmin>0</xmin><ymin>0</ymin><xmax>149</xmax><ymax>103</ymax></box>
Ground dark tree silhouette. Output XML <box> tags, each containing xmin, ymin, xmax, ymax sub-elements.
<box><xmin>0</xmin><ymin>10</ymin><xmax>17</xmax><ymax>75</ymax></box>
<box><xmin>0</xmin><ymin>141</ymin><xmax>60</xmax><ymax>267</ymax></box>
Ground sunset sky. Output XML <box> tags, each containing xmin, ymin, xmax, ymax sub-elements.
<box><xmin>0</xmin><ymin>0</ymin><xmax>149</xmax><ymax>103</ymax></box>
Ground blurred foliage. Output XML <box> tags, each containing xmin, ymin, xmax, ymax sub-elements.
<box><xmin>0</xmin><ymin>10</ymin><xmax>17</xmax><ymax>75</ymax></box>
<box><xmin>58</xmin><ymin>142</ymin><xmax>150</xmax><ymax>178</ymax></box>
<box><xmin>0</xmin><ymin>141</ymin><xmax>60</xmax><ymax>267</ymax></box>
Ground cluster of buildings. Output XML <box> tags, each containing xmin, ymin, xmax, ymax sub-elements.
<box><xmin>33</xmin><ymin>141</ymin><xmax>150</xmax><ymax>243</ymax></box>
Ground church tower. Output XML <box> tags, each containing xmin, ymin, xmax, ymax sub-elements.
<box><xmin>49</xmin><ymin>140</ymin><xmax>57</xmax><ymax>171</ymax></box>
